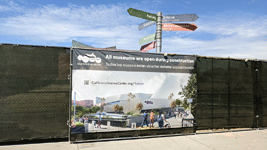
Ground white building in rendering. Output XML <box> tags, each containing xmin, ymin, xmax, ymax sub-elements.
<box><xmin>98</xmin><ymin>93</ymin><xmax>173</xmax><ymax>113</ymax></box>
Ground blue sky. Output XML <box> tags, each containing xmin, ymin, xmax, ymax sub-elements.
<box><xmin>0</xmin><ymin>0</ymin><xmax>266</xmax><ymax>59</ymax></box>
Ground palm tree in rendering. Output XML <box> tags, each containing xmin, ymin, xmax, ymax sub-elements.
<box><xmin>118</xmin><ymin>106</ymin><xmax>124</xmax><ymax>113</ymax></box>
<box><xmin>168</xmin><ymin>93</ymin><xmax>174</xmax><ymax>100</ymax></box>
<box><xmin>101</xmin><ymin>97</ymin><xmax>106</xmax><ymax>112</ymax></box>
<box><xmin>127</xmin><ymin>92</ymin><xmax>136</xmax><ymax>112</ymax></box>
<box><xmin>170</xmin><ymin>100</ymin><xmax>176</xmax><ymax>112</ymax></box>
<box><xmin>168</xmin><ymin>93</ymin><xmax>175</xmax><ymax>113</ymax></box>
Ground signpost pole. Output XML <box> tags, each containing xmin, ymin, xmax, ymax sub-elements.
<box><xmin>156</xmin><ymin>12</ymin><xmax>162</xmax><ymax>53</ymax></box>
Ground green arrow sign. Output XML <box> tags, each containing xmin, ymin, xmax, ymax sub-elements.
<box><xmin>139</xmin><ymin>33</ymin><xmax>156</xmax><ymax>45</ymax></box>
<box><xmin>127</xmin><ymin>8</ymin><xmax>157</xmax><ymax>21</ymax></box>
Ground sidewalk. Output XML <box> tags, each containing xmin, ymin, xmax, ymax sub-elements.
<box><xmin>1</xmin><ymin>129</ymin><xmax>266</xmax><ymax>150</ymax></box>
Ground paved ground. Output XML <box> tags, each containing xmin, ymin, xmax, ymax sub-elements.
<box><xmin>89</xmin><ymin>114</ymin><xmax>193</xmax><ymax>132</ymax></box>
<box><xmin>1</xmin><ymin>129</ymin><xmax>266</xmax><ymax>150</ymax></box>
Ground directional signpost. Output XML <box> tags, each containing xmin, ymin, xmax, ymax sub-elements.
<box><xmin>138</xmin><ymin>33</ymin><xmax>156</xmax><ymax>45</ymax></box>
<box><xmin>127</xmin><ymin>8</ymin><xmax>199</xmax><ymax>53</ymax></box>
<box><xmin>162</xmin><ymin>23</ymin><xmax>198</xmax><ymax>31</ymax></box>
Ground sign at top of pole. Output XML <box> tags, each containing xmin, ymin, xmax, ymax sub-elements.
<box><xmin>163</xmin><ymin>14</ymin><xmax>199</xmax><ymax>22</ymax></box>
<box><xmin>138</xmin><ymin>14</ymin><xmax>199</xmax><ymax>30</ymax></box>
<box><xmin>127</xmin><ymin>8</ymin><xmax>157</xmax><ymax>22</ymax></box>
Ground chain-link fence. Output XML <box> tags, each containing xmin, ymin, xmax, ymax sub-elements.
<box><xmin>0</xmin><ymin>44</ymin><xmax>70</xmax><ymax>142</ymax></box>
<box><xmin>196</xmin><ymin>57</ymin><xmax>267</xmax><ymax>129</ymax></box>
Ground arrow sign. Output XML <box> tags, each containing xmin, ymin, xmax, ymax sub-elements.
<box><xmin>138</xmin><ymin>14</ymin><xmax>199</xmax><ymax>30</ymax></box>
<box><xmin>162</xmin><ymin>23</ymin><xmax>197</xmax><ymax>31</ymax></box>
<box><xmin>138</xmin><ymin>21</ymin><xmax>156</xmax><ymax>30</ymax></box>
<box><xmin>140</xmin><ymin>41</ymin><xmax>156</xmax><ymax>52</ymax></box>
<box><xmin>138</xmin><ymin>20</ymin><xmax>157</xmax><ymax>30</ymax></box>
<box><xmin>127</xmin><ymin>8</ymin><xmax>157</xmax><ymax>21</ymax></box>
<box><xmin>139</xmin><ymin>33</ymin><xmax>156</xmax><ymax>45</ymax></box>
<box><xmin>163</xmin><ymin>14</ymin><xmax>199</xmax><ymax>22</ymax></box>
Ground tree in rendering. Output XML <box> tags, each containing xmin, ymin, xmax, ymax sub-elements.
<box><xmin>118</xmin><ymin>106</ymin><xmax>124</xmax><ymax>113</ymax></box>
<box><xmin>127</xmin><ymin>92</ymin><xmax>136</xmax><ymax>112</ymax></box>
<box><xmin>100</xmin><ymin>97</ymin><xmax>106</xmax><ymax>112</ymax></box>
<box><xmin>170</xmin><ymin>100</ymin><xmax>176</xmax><ymax>112</ymax></box>
<box><xmin>113</xmin><ymin>104</ymin><xmax>120</xmax><ymax>114</ymax></box>
<box><xmin>182</xmin><ymin>99</ymin><xmax>189</xmax><ymax>110</ymax></box>
<box><xmin>178</xmin><ymin>74</ymin><xmax>196</xmax><ymax>116</ymax></box>
<box><xmin>168</xmin><ymin>93</ymin><xmax>174</xmax><ymax>100</ymax></box>
<box><xmin>136</xmin><ymin>103</ymin><xmax>143</xmax><ymax>114</ymax></box>
<box><xmin>90</xmin><ymin>106</ymin><xmax>101</xmax><ymax>113</ymax></box>
<box><xmin>175</xmin><ymin>99</ymin><xmax>182</xmax><ymax>106</ymax></box>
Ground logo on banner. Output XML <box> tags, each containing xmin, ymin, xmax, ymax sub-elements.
<box><xmin>77</xmin><ymin>53</ymin><xmax>101</xmax><ymax>63</ymax></box>
<box><xmin>145</xmin><ymin>101</ymin><xmax>153</xmax><ymax>105</ymax></box>
<box><xmin>84</xmin><ymin>80</ymin><xmax>90</xmax><ymax>85</ymax></box>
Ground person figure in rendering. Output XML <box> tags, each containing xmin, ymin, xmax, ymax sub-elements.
<box><xmin>158</xmin><ymin>111</ymin><xmax>166</xmax><ymax>129</ymax></box>
<box><xmin>82</xmin><ymin>117</ymin><xmax>85</xmax><ymax>123</ymax></box>
<box><xmin>141</xmin><ymin>111</ymin><xmax>149</xmax><ymax>128</ymax></box>
<box><xmin>79</xmin><ymin>117</ymin><xmax>83</xmax><ymax>123</ymax></box>
<box><xmin>150</xmin><ymin>110</ymin><xmax>154</xmax><ymax>128</ymax></box>
<box><xmin>98</xmin><ymin>113</ymin><xmax>102</xmax><ymax>128</ymax></box>
<box><xmin>85</xmin><ymin>117</ymin><xmax>89</xmax><ymax>123</ymax></box>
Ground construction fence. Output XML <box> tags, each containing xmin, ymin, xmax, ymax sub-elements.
<box><xmin>196</xmin><ymin>57</ymin><xmax>267</xmax><ymax>129</ymax></box>
<box><xmin>0</xmin><ymin>44</ymin><xmax>70</xmax><ymax>142</ymax></box>
<box><xmin>0</xmin><ymin>44</ymin><xmax>266</xmax><ymax>142</ymax></box>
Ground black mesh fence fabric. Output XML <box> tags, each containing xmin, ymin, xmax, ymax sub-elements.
<box><xmin>2</xmin><ymin>44</ymin><xmax>267</xmax><ymax>142</ymax></box>
<box><xmin>261</xmin><ymin>62</ymin><xmax>267</xmax><ymax>126</ymax></box>
<box><xmin>0</xmin><ymin>44</ymin><xmax>70</xmax><ymax>142</ymax></box>
<box><xmin>196</xmin><ymin>57</ymin><xmax>267</xmax><ymax>129</ymax></box>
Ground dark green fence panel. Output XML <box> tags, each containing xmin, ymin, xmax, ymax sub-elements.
<box><xmin>196</xmin><ymin>57</ymin><xmax>266</xmax><ymax>129</ymax></box>
<box><xmin>0</xmin><ymin>44</ymin><xmax>70</xmax><ymax>142</ymax></box>
<box><xmin>196</xmin><ymin>57</ymin><xmax>213</xmax><ymax>129</ymax></box>
<box><xmin>261</xmin><ymin>62</ymin><xmax>267</xmax><ymax>127</ymax></box>
<box><xmin>229</xmin><ymin>60</ymin><xmax>254</xmax><ymax>128</ymax></box>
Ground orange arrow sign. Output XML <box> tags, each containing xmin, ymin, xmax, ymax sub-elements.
<box><xmin>162</xmin><ymin>23</ymin><xmax>197</xmax><ymax>31</ymax></box>
<box><xmin>140</xmin><ymin>41</ymin><xmax>156</xmax><ymax>52</ymax></box>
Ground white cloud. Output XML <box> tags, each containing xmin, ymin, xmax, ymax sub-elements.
<box><xmin>196</xmin><ymin>13</ymin><xmax>266</xmax><ymax>38</ymax></box>
<box><xmin>0</xmin><ymin>2</ymin><xmax>266</xmax><ymax>59</ymax></box>
<box><xmin>162</xmin><ymin>33</ymin><xmax>267</xmax><ymax>59</ymax></box>
<box><xmin>248</xmin><ymin>0</ymin><xmax>256</xmax><ymax>4</ymax></box>
<box><xmin>0</xmin><ymin>3</ymin><xmax>140</xmax><ymax>44</ymax></box>
<box><xmin>161</xmin><ymin>12</ymin><xmax>267</xmax><ymax>59</ymax></box>
<box><xmin>0</xmin><ymin>1</ymin><xmax>22</xmax><ymax>12</ymax></box>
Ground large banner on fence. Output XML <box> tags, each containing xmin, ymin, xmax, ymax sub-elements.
<box><xmin>71</xmin><ymin>48</ymin><xmax>196</xmax><ymax>134</ymax></box>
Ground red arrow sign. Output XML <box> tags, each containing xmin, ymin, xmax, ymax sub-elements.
<box><xmin>140</xmin><ymin>41</ymin><xmax>156</xmax><ymax>52</ymax></box>
<box><xmin>162</xmin><ymin>23</ymin><xmax>197</xmax><ymax>31</ymax></box>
